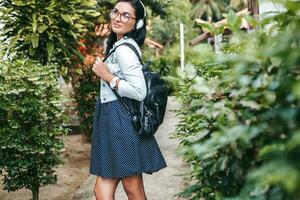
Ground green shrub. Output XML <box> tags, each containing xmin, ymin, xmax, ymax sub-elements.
<box><xmin>0</xmin><ymin>59</ymin><xmax>69</xmax><ymax>200</ymax></box>
<box><xmin>71</xmin><ymin>64</ymin><xmax>99</xmax><ymax>141</ymax></box>
<box><xmin>0</xmin><ymin>0</ymin><xmax>99</xmax><ymax>73</ymax></box>
<box><xmin>173</xmin><ymin>1</ymin><xmax>300</xmax><ymax>199</ymax></box>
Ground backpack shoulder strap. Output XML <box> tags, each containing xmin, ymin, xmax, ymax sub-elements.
<box><xmin>102</xmin><ymin>44</ymin><xmax>120</xmax><ymax>62</ymax></box>
<box><xmin>102</xmin><ymin>42</ymin><xmax>143</xmax><ymax>65</ymax></box>
<box><xmin>121</xmin><ymin>42</ymin><xmax>144</xmax><ymax>65</ymax></box>
<box><xmin>101</xmin><ymin>42</ymin><xmax>143</xmax><ymax>114</ymax></box>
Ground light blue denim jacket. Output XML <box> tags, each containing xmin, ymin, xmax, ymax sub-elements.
<box><xmin>100</xmin><ymin>37</ymin><xmax>147</xmax><ymax>103</ymax></box>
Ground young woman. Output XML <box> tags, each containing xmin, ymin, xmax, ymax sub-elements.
<box><xmin>90</xmin><ymin>0</ymin><xmax>167</xmax><ymax>199</ymax></box>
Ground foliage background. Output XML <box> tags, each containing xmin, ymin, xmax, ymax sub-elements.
<box><xmin>172</xmin><ymin>1</ymin><xmax>300</xmax><ymax>199</ymax></box>
<box><xmin>4</xmin><ymin>1</ymin><xmax>298</xmax><ymax>199</ymax></box>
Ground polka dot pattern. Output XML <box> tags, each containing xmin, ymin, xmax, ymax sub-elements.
<box><xmin>90</xmin><ymin>97</ymin><xmax>167</xmax><ymax>179</ymax></box>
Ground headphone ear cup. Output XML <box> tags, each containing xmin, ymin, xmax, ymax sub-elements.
<box><xmin>135</xmin><ymin>19</ymin><xmax>144</xmax><ymax>30</ymax></box>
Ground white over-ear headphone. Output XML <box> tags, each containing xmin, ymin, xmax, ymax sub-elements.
<box><xmin>135</xmin><ymin>1</ymin><xmax>146</xmax><ymax>30</ymax></box>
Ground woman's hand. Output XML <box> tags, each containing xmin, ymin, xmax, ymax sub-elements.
<box><xmin>92</xmin><ymin>57</ymin><xmax>113</xmax><ymax>81</ymax></box>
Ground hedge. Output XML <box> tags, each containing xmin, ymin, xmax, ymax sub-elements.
<box><xmin>173</xmin><ymin>1</ymin><xmax>300</xmax><ymax>199</ymax></box>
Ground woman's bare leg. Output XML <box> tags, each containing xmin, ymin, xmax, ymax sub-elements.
<box><xmin>121</xmin><ymin>174</ymin><xmax>147</xmax><ymax>200</ymax></box>
<box><xmin>94</xmin><ymin>176</ymin><xmax>120</xmax><ymax>200</ymax></box>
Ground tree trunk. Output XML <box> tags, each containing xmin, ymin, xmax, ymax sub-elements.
<box><xmin>31</xmin><ymin>184</ymin><xmax>39</xmax><ymax>200</ymax></box>
<box><xmin>247</xmin><ymin>0</ymin><xmax>259</xmax><ymax>16</ymax></box>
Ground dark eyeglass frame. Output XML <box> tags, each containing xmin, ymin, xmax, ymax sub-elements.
<box><xmin>110</xmin><ymin>8</ymin><xmax>136</xmax><ymax>23</ymax></box>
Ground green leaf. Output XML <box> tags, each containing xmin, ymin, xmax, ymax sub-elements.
<box><xmin>38</xmin><ymin>24</ymin><xmax>48</xmax><ymax>33</ymax></box>
<box><xmin>31</xmin><ymin>33</ymin><xmax>39</xmax><ymax>48</ymax></box>
<box><xmin>11</xmin><ymin>34</ymin><xmax>21</xmax><ymax>47</ymax></box>
<box><xmin>12</xmin><ymin>0</ymin><xmax>30</xmax><ymax>6</ymax></box>
<box><xmin>259</xmin><ymin>144</ymin><xmax>286</xmax><ymax>160</ymax></box>
<box><xmin>80</xmin><ymin>0</ymin><xmax>97</xmax><ymax>7</ymax></box>
<box><xmin>70</xmin><ymin>48</ymin><xmax>84</xmax><ymax>62</ymax></box>
<box><xmin>226</xmin><ymin>9</ymin><xmax>241</xmax><ymax>31</ymax></box>
<box><xmin>75</xmin><ymin>68</ymin><xmax>83</xmax><ymax>75</ymax></box>
<box><xmin>240</xmin><ymin>100</ymin><xmax>261</xmax><ymax>110</ymax></box>
<box><xmin>196</xmin><ymin>20</ymin><xmax>215</xmax><ymax>34</ymax></box>
<box><xmin>32</xmin><ymin>14</ymin><xmax>37</xmax><ymax>33</ymax></box>
<box><xmin>60</xmin><ymin>14</ymin><xmax>73</xmax><ymax>25</ymax></box>
<box><xmin>227</xmin><ymin>9</ymin><xmax>237</xmax><ymax>24</ymax></box>
<box><xmin>248</xmin><ymin>162</ymin><xmax>300</xmax><ymax>194</ymax></box>
<box><xmin>47</xmin><ymin>41</ymin><xmax>54</xmax><ymax>58</ymax></box>
<box><xmin>287</xmin><ymin>131</ymin><xmax>300</xmax><ymax>150</ymax></box>
<box><xmin>29</xmin><ymin>43</ymin><xmax>34</xmax><ymax>55</ymax></box>
<box><xmin>85</xmin><ymin>10</ymin><xmax>100</xmax><ymax>17</ymax></box>
<box><xmin>292</xmin><ymin>81</ymin><xmax>300</xmax><ymax>99</ymax></box>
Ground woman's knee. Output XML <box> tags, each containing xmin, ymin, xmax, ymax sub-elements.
<box><xmin>94</xmin><ymin>185</ymin><xmax>108</xmax><ymax>200</ymax></box>
<box><xmin>122</xmin><ymin>174</ymin><xmax>146</xmax><ymax>200</ymax></box>
<box><xmin>123</xmin><ymin>187</ymin><xmax>146</xmax><ymax>200</ymax></box>
<box><xmin>94</xmin><ymin>186</ymin><xmax>101</xmax><ymax>199</ymax></box>
<box><xmin>94</xmin><ymin>176</ymin><xmax>119</xmax><ymax>200</ymax></box>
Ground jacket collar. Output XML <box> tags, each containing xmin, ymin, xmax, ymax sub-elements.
<box><xmin>113</xmin><ymin>35</ymin><xmax>129</xmax><ymax>48</ymax></box>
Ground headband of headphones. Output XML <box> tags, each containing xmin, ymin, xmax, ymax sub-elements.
<box><xmin>135</xmin><ymin>0</ymin><xmax>146</xmax><ymax>29</ymax></box>
<box><xmin>139</xmin><ymin>0</ymin><xmax>146</xmax><ymax>19</ymax></box>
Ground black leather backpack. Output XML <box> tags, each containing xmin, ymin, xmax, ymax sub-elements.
<box><xmin>104</xmin><ymin>42</ymin><xmax>168</xmax><ymax>138</ymax></box>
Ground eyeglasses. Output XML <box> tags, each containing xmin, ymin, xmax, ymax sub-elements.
<box><xmin>110</xmin><ymin>8</ymin><xmax>136</xmax><ymax>23</ymax></box>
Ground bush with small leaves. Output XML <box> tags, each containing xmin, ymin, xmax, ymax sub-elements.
<box><xmin>0</xmin><ymin>59</ymin><xmax>69</xmax><ymax>200</ymax></box>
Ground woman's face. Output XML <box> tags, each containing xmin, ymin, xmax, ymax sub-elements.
<box><xmin>110</xmin><ymin>2</ymin><xmax>137</xmax><ymax>38</ymax></box>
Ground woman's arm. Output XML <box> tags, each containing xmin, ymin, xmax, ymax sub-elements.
<box><xmin>115</xmin><ymin>45</ymin><xmax>147</xmax><ymax>101</ymax></box>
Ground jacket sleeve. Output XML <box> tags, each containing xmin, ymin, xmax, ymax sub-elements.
<box><xmin>115</xmin><ymin>45</ymin><xmax>147</xmax><ymax>101</ymax></box>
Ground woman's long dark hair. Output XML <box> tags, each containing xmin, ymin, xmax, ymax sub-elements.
<box><xmin>105</xmin><ymin>0</ymin><xmax>146</xmax><ymax>56</ymax></box>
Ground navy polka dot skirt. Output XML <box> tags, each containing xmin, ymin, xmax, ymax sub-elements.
<box><xmin>90</xmin><ymin>96</ymin><xmax>167</xmax><ymax>179</ymax></box>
